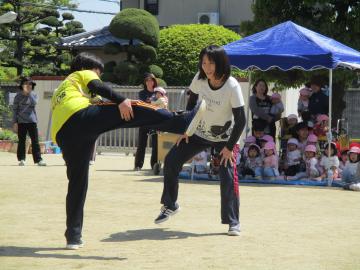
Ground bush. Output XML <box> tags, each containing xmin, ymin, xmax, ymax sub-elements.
<box><xmin>113</xmin><ymin>61</ymin><xmax>139</xmax><ymax>85</ymax></box>
<box><xmin>0</xmin><ymin>129</ymin><xmax>17</xmax><ymax>141</ymax></box>
<box><xmin>157</xmin><ymin>24</ymin><xmax>241</xmax><ymax>85</ymax></box>
<box><xmin>109</xmin><ymin>8</ymin><xmax>159</xmax><ymax>47</ymax></box>
<box><xmin>128</xmin><ymin>44</ymin><xmax>157</xmax><ymax>63</ymax></box>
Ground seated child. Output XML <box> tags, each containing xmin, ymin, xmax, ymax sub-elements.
<box><xmin>263</xmin><ymin>141</ymin><xmax>280</xmax><ymax>179</ymax></box>
<box><xmin>151</xmin><ymin>87</ymin><xmax>168</xmax><ymax>109</ymax></box>
<box><xmin>241</xmin><ymin>135</ymin><xmax>256</xmax><ymax>160</ymax></box>
<box><xmin>318</xmin><ymin>142</ymin><xmax>340</xmax><ymax>181</ymax></box>
<box><xmin>241</xmin><ymin>144</ymin><xmax>262</xmax><ymax>179</ymax></box>
<box><xmin>304</xmin><ymin>145</ymin><xmax>320</xmax><ymax>179</ymax></box>
<box><xmin>193</xmin><ymin>150</ymin><xmax>208</xmax><ymax>173</ymax></box>
<box><xmin>313</xmin><ymin>114</ymin><xmax>329</xmax><ymax>138</ymax></box>
<box><xmin>297</xmin><ymin>87</ymin><xmax>311</xmax><ymax>121</ymax></box>
<box><xmin>293</xmin><ymin>122</ymin><xmax>309</xmax><ymax>154</ymax></box>
<box><xmin>338</xmin><ymin>149</ymin><xmax>349</xmax><ymax>176</ymax></box>
<box><xmin>342</xmin><ymin>146</ymin><xmax>360</xmax><ymax>191</ymax></box>
<box><xmin>284</xmin><ymin>138</ymin><xmax>301</xmax><ymax>178</ymax></box>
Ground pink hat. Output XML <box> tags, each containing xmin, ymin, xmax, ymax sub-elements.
<box><xmin>287</xmin><ymin>138</ymin><xmax>299</xmax><ymax>146</ymax></box>
<box><xmin>316</xmin><ymin>114</ymin><xmax>329</xmax><ymax>123</ymax></box>
<box><xmin>154</xmin><ymin>86</ymin><xmax>166</xmax><ymax>95</ymax></box>
<box><xmin>244</xmin><ymin>136</ymin><xmax>256</xmax><ymax>144</ymax></box>
<box><xmin>305</xmin><ymin>144</ymin><xmax>317</xmax><ymax>153</ymax></box>
<box><xmin>349</xmin><ymin>146</ymin><xmax>360</xmax><ymax>154</ymax></box>
<box><xmin>287</xmin><ymin>114</ymin><xmax>298</xmax><ymax>120</ymax></box>
<box><xmin>300</xmin><ymin>87</ymin><xmax>311</xmax><ymax>96</ymax></box>
<box><xmin>307</xmin><ymin>134</ymin><xmax>318</xmax><ymax>143</ymax></box>
<box><xmin>260</xmin><ymin>135</ymin><xmax>274</xmax><ymax>142</ymax></box>
<box><xmin>271</xmin><ymin>93</ymin><xmax>281</xmax><ymax>100</ymax></box>
<box><xmin>264</xmin><ymin>141</ymin><xmax>276</xmax><ymax>151</ymax></box>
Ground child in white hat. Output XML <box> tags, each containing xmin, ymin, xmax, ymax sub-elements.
<box><xmin>151</xmin><ymin>87</ymin><xmax>168</xmax><ymax>109</ymax></box>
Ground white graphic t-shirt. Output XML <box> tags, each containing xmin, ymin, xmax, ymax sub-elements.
<box><xmin>189</xmin><ymin>73</ymin><xmax>245</xmax><ymax>142</ymax></box>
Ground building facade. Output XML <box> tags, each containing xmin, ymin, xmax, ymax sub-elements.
<box><xmin>122</xmin><ymin>0</ymin><xmax>254</xmax><ymax>32</ymax></box>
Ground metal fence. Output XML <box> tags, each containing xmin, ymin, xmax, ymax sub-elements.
<box><xmin>342</xmin><ymin>89</ymin><xmax>360</xmax><ymax>139</ymax></box>
<box><xmin>96</xmin><ymin>86</ymin><xmax>187</xmax><ymax>154</ymax></box>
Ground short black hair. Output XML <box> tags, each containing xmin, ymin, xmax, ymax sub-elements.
<box><xmin>252</xmin><ymin>79</ymin><xmax>269</xmax><ymax>95</ymax></box>
<box><xmin>70</xmin><ymin>52</ymin><xmax>104</xmax><ymax>73</ymax></box>
<box><xmin>19</xmin><ymin>77</ymin><xmax>36</xmax><ymax>90</ymax></box>
<box><xmin>324</xmin><ymin>142</ymin><xmax>338</xmax><ymax>156</ymax></box>
<box><xmin>197</xmin><ymin>45</ymin><xmax>230</xmax><ymax>82</ymax></box>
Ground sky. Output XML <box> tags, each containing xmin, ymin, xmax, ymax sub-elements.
<box><xmin>69</xmin><ymin>0</ymin><xmax>120</xmax><ymax>32</ymax></box>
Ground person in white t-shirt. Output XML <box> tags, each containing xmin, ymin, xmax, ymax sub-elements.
<box><xmin>154</xmin><ymin>45</ymin><xmax>246</xmax><ymax>236</ymax></box>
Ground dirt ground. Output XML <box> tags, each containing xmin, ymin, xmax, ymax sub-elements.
<box><xmin>0</xmin><ymin>151</ymin><xmax>360</xmax><ymax>270</ymax></box>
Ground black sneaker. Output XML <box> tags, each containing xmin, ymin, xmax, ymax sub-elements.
<box><xmin>154</xmin><ymin>203</ymin><xmax>180</xmax><ymax>224</ymax></box>
<box><xmin>66</xmin><ymin>239</ymin><xmax>84</xmax><ymax>250</ymax></box>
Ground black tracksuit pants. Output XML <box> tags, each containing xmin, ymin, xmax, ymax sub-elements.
<box><xmin>56</xmin><ymin>103</ymin><xmax>189</xmax><ymax>243</ymax></box>
<box><xmin>17</xmin><ymin>122</ymin><xmax>42</xmax><ymax>163</ymax></box>
<box><xmin>161</xmin><ymin>135</ymin><xmax>240</xmax><ymax>226</ymax></box>
<box><xmin>134</xmin><ymin>127</ymin><xmax>158</xmax><ymax>169</ymax></box>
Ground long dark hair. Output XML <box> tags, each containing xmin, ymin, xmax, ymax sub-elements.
<box><xmin>252</xmin><ymin>79</ymin><xmax>269</xmax><ymax>95</ymax></box>
<box><xmin>70</xmin><ymin>52</ymin><xmax>104</xmax><ymax>73</ymax></box>
<box><xmin>197</xmin><ymin>45</ymin><xmax>230</xmax><ymax>82</ymax></box>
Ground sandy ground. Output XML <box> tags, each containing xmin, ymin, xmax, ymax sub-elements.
<box><xmin>0</xmin><ymin>151</ymin><xmax>360</xmax><ymax>270</ymax></box>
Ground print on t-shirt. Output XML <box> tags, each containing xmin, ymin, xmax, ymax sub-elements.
<box><xmin>189</xmin><ymin>73</ymin><xmax>245</xmax><ymax>143</ymax></box>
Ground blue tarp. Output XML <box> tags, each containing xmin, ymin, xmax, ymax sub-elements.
<box><xmin>178</xmin><ymin>171</ymin><xmax>344</xmax><ymax>188</ymax></box>
<box><xmin>223</xmin><ymin>21</ymin><xmax>360</xmax><ymax>71</ymax></box>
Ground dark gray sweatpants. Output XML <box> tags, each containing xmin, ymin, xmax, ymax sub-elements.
<box><xmin>161</xmin><ymin>135</ymin><xmax>240</xmax><ymax>226</ymax></box>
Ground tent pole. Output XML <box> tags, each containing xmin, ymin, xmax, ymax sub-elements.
<box><xmin>327</xmin><ymin>69</ymin><xmax>333</xmax><ymax>186</ymax></box>
<box><xmin>245</xmin><ymin>71</ymin><xmax>252</xmax><ymax>137</ymax></box>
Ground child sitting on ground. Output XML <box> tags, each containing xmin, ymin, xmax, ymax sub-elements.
<box><xmin>263</xmin><ymin>141</ymin><xmax>280</xmax><ymax>179</ymax></box>
<box><xmin>342</xmin><ymin>146</ymin><xmax>360</xmax><ymax>191</ymax></box>
<box><xmin>284</xmin><ymin>138</ymin><xmax>302</xmax><ymax>179</ymax></box>
<box><xmin>304</xmin><ymin>145</ymin><xmax>321</xmax><ymax>180</ymax></box>
<box><xmin>241</xmin><ymin>144</ymin><xmax>262</xmax><ymax>180</ymax></box>
<box><xmin>318</xmin><ymin>142</ymin><xmax>340</xmax><ymax>181</ymax></box>
<box><xmin>338</xmin><ymin>149</ymin><xmax>349</xmax><ymax>176</ymax></box>
<box><xmin>192</xmin><ymin>150</ymin><xmax>208</xmax><ymax>174</ymax></box>
<box><xmin>151</xmin><ymin>87</ymin><xmax>168</xmax><ymax>109</ymax></box>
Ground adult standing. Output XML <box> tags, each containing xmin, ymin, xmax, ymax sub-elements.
<box><xmin>154</xmin><ymin>45</ymin><xmax>246</xmax><ymax>236</ymax></box>
<box><xmin>52</xmin><ymin>53</ymin><xmax>198</xmax><ymax>249</ymax></box>
<box><xmin>249</xmin><ymin>79</ymin><xmax>275</xmax><ymax>138</ymax></box>
<box><xmin>308</xmin><ymin>76</ymin><xmax>329</xmax><ymax>119</ymax></box>
<box><xmin>12</xmin><ymin>77</ymin><xmax>46</xmax><ymax>166</ymax></box>
<box><xmin>134</xmin><ymin>73</ymin><xmax>158</xmax><ymax>170</ymax></box>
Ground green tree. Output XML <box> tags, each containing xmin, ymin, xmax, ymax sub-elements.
<box><xmin>103</xmin><ymin>8</ymin><xmax>162</xmax><ymax>85</ymax></box>
<box><xmin>240</xmin><ymin>0</ymin><xmax>360</xmax><ymax>124</ymax></box>
<box><xmin>156</xmin><ymin>24</ymin><xmax>241</xmax><ymax>86</ymax></box>
<box><xmin>0</xmin><ymin>0</ymin><xmax>77</xmax><ymax>75</ymax></box>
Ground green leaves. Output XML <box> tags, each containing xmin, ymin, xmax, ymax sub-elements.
<box><xmin>157</xmin><ymin>24</ymin><xmax>241</xmax><ymax>86</ymax></box>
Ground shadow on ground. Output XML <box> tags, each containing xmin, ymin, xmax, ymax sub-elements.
<box><xmin>102</xmin><ymin>228</ymin><xmax>224</xmax><ymax>242</ymax></box>
<box><xmin>0</xmin><ymin>246</ymin><xmax>126</xmax><ymax>261</ymax></box>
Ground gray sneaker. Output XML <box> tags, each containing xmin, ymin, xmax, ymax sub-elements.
<box><xmin>228</xmin><ymin>224</ymin><xmax>241</xmax><ymax>236</ymax></box>
<box><xmin>349</xmin><ymin>183</ymin><xmax>360</xmax><ymax>191</ymax></box>
<box><xmin>37</xmin><ymin>160</ymin><xmax>46</xmax><ymax>166</ymax></box>
<box><xmin>185</xmin><ymin>99</ymin><xmax>206</xmax><ymax>136</ymax></box>
<box><xmin>18</xmin><ymin>160</ymin><xmax>25</xmax><ymax>166</ymax></box>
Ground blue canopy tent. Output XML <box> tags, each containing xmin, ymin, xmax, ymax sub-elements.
<box><xmin>223</xmin><ymin>21</ymin><xmax>360</xmax><ymax>139</ymax></box>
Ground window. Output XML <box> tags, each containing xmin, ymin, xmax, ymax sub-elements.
<box><xmin>145</xmin><ymin>0</ymin><xmax>159</xmax><ymax>15</ymax></box>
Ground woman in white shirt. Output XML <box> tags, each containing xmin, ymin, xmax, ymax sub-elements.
<box><xmin>154</xmin><ymin>45</ymin><xmax>246</xmax><ymax>236</ymax></box>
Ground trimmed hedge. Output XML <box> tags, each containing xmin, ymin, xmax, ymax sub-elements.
<box><xmin>157</xmin><ymin>24</ymin><xmax>241</xmax><ymax>86</ymax></box>
<box><xmin>109</xmin><ymin>8</ymin><xmax>159</xmax><ymax>47</ymax></box>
